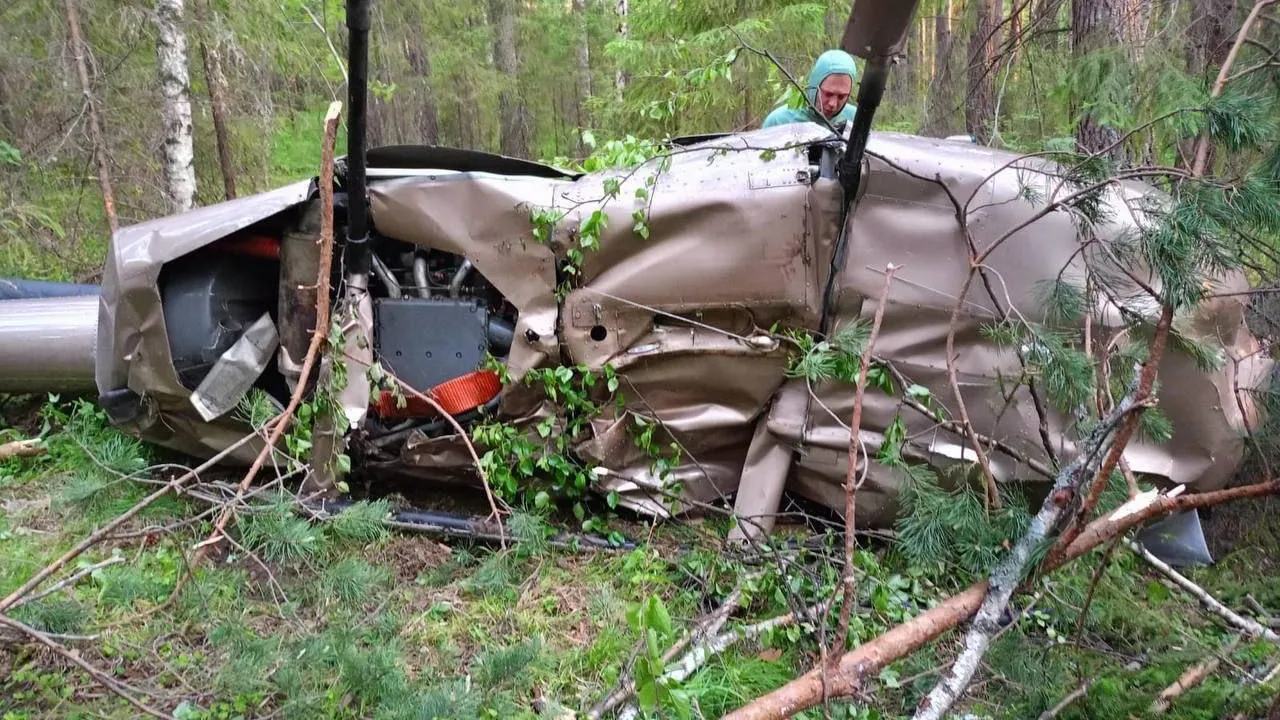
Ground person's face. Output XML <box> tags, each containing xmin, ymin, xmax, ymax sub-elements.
<box><xmin>817</xmin><ymin>74</ymin><xmax>852</xmax><ymax>117</ymax></box>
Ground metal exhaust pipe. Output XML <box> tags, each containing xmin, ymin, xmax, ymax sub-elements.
<box><xmin>0</xmin><ymin>296</ymin><xmax>99</xmax><ymax>393</ymax></box>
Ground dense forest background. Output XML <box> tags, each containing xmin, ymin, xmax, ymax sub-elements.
<box><xmin>0</xmin><ymin>0</ymin><xmax>1264</xmax><ymax>284</ymax></box>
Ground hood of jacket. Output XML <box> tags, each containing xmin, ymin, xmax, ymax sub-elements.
<box><xmin>804</xmin><ymin>49</ymin><xmax>858</xmax><ymax>106</ymax></box>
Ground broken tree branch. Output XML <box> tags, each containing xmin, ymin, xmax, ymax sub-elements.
<box><xmin>194</xmin><ymin>100</ymin><xmax>341</xmax><ymax>565</ymax></box>
<box><xmin>11</xmin><ymin>556</ymin><xmax>124</xmax><ymax>609</ymax></box>
<box><xmin>1049</xmin><ymin>304</ymin><xmax>1175</xmax><ymax>565</ymax></box>
<box><xmin>593</xmin><ymin>583</ymin><xmax>748</xmax><ymax>719</ymax></box>
<box><xmin>617</xmin><ymin>599</ymin><xmax>835</xmax><ymax>720</ymax></box>
<box><xmin>723</xmin><ymin>476</ymin><xmax>1280</xmax><ymax>720</ymax></box>
<box><xmin>1150</xmin><ymin>636</ymin><xmax>1241</xmax><ymax>714</ymax></box>
<box><xmin>0</xmin><ymin>429</ymin><xmax>267</xmax><ymax>614</ymax></box>
<box><xmin>1127</xmin><ymin>540</ymin><xmax>1280</xmax><ymax>642</ymax></box>
<box><xmin>386</xmin><ymin>373</ymin><xmax>508</xmax><ymax>543</ymax></box>
<box><xmin>0</xmin><ymin>438</ymin><xmax>44</xmax><ymax>460</ymax></box>
<box><xmin>909</xmin><ymin>305</ymin><xmax>1174</xmax><ymax>720</ymax></box>
<box><xmin>0</xmin><ymin>613</ymin><xmax>169</xmax><ymax>719</ymax></box>
<box><xmin>834</xmin><ymin>263</ymin><xmax>897</xmax><ymax>675</ymax></box>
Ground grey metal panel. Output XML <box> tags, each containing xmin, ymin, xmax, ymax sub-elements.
<box><xmin>373</xmin><ymin>298</ymin><xmax>490</xmax><ymax>393</ymax></box>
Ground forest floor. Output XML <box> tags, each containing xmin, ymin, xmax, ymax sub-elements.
<box><xmin>2</xmin><ymin>394</ymin><xmax>1280</xmax><ymax>720</ymax></box>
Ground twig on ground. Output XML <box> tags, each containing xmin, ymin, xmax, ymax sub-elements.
<box><xmin>0</xmin><ymin>438</ymin><xmax>44</xmax><ymax>460</ymax></box>
<box><xmin>1127</xmin><ymin>540</ymin><xmax>1280</xmax><ymax>642</ymax></box>
<box><xmin>1071</xmin><ymin>535</ymin><xmax>1122</xmax><ymax>642</ymax></box>
<box><xmin>616</xmin><ymin>599</ymin><xmax>834</xmax><ymax>720</ymax></box>
<box><xmin>194</xmin><ymin>100</ymin><xmax>341</xmax><ymax>566</ymax></box>
<box><xmin>1038</xmin><ymin>680</ymin><xmax>1093</xmax><ymax>720</ymax></box>
<box><xmin>590</xmin><ymin>582</ymin><xmax>748</xmax><ymax>719</ymax></box>
<box><xmin>0</xmin><ymin>613</ymin><xmax>170</xmax><ymax>719</ymax></box>
<box><xmin>11</xmin><ymin>556</ymin><xmax>124</xmax><ymax>609</ymax></box>
<box><xmin>0</xmin><ymin>428</ymin><xmax>267</xmax><ymax>614</ymax></box>
<box><xmin>1039</xmin><ymin>661</ymin><xmax>1142</xmax><ymax>720</ymax></box>
<box><xmin>1150</xmin><ymin>636</ymin><xmax>1242</xmax><ymax>713</ymax></box>
<box><xmin>1262</xmin><ymin>658</ymin><xmax>1280</xmax><ymax>684</ymax></box>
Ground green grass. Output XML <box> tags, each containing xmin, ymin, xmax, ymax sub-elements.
<box><xmin>1</xmin><ymin>395</ymin><xmax>1279</xmax><ymax>719</ymax></box>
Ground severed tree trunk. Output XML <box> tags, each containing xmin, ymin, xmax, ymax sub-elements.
<box><xmin>154</xmin><ymin>0</ymin><xmax>197</xmax><ymax>213</ymax></box>
<box><xmin>199</xmin><ymin>35</ymin><xmax>236</xmax><ymax>200</ymax></box>
<box><xmin>1072</xmin><ymin>0</ymin><xmax>1125</xmax><ymax>158</ymax></box>
<box><xmin>488</xmin><ymin>0</ymin><xmax>530</xmax><ymax>158</ymax></box>
<box><xmin>572</xmin><ymin>0</ymin><xmax>592</xmax><ymax>155</ymax></box>
<box><xmin>924</xmin><ymin>0</ymin><xmax>956</xmax><ymax>136</ymax></box>
<box><xmin>64</xmin><ymin>0</ymin><xmax>118</xmax><ymax>237</ymax></box>
<box><xmin>615</xmin><ymin>0</ymin><xmax>629</xmax><ymax>94</ymax></box>
<box><xmin>965</xmin><ymin>0</ymin><xmax>1001</xmax><ymax>142</ymax></box>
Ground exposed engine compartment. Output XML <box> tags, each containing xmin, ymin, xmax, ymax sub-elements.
<box><xmin>151</xmin><ymin>201</ymin><xmax>520</xmax><ymax>471</ymax></box>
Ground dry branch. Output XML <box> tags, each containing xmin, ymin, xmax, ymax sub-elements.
<box><xmin>194</xmin><ymin>100</ymin><xmax>342</xmax><ymax>565</ymax></box>
<box><xmin>1037</xmin><ymin>680</ymin><xmax>1093</xmax><ymax>720</ymax></box>
<box><xmin>616</xmin><ymin>600</ymin><xmax>834</xmax><ymax>720</ymax></box>
<box><xmin>834</xmin><ymin>263</ymin><xmax>897</xmax><ymax>673</ymax></box>
<box><xmin>1150</xmin><ymin>636</ymin><xmax>1241</xmax><ymax>714</ymax></box>
<box><xmin>0</xmin><ymin>429</ymin><xmax>266</xmax><ymax>614</ymax></box>
<box><xmin>593</xmin><ymin>583</ymin><xmax>748</xmax><ymax>719</ymax></box>
<box><xmin>11</xmin><ymin>556</ymin><xmax>124</xmax><ymax>609</ymax></box>
<box><xmin>1128</xmin><ymin>540</ymin><xmax>1280</xmax><ymax>643</ymax></box>
<box><xmin>0</xmin><ymin>613</ymin><xmax>169</xmax><ymax>719</ymax></box>
<box><xmin>0</xmin><ymin>438</ymin><xmax>44</xmax><ymax>460</ymax></box>
<box><xmin>386</xmin><ymin>373</ymin><xmax>508</xmax><ymax>541</ymax></box>
<box><xmin>723</xmin><ymin>477</ymin><xmax>1280</xmax><ymax>719</ymax></box>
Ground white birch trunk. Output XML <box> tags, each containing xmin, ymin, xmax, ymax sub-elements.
<box><xmin>155</xmin><ymin>0</ymin><xmax>196</xmax><ymax>213</ymax></box>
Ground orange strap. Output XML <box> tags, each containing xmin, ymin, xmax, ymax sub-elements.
<box><xmin>374</xmin><ymin>369</ymin><xmax>502</xmax><ymax>419</ymax></box>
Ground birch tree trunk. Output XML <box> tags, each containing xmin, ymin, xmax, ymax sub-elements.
<box><xmin>64</xmin><ymin>0</ymin><xmax>118</xmax><ymax>236</ymax></box>
<box><xmin>489</xmin><ymin>0</ymin><xmax>530</xmax><ymax>158</ymax></box>
<box><xmin>572</xmin><ymin>0</ymin><xmax>591</xmax><ymax>154</ymax></box>
<box><xmin>155</xmin><ymin>0</ymin><xmax>197</xmax><ymax>213</ymax></box>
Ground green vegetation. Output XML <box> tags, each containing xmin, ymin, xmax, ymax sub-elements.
<box><xmin>2</xmin><ymin>392</ymin><xmax>1278</xmax><ymax>719</ymax></box>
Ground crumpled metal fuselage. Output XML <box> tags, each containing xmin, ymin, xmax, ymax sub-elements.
<box><xmin>87</xmin><ymin>123</ymin><xmax>1273</xmax><ymax>530</ymax></box>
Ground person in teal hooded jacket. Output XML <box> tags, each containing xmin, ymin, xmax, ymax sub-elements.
<box><xmin>761</xmin><ymin>49</ymin><xmax>858</xmax><ymax>128</ymax></box>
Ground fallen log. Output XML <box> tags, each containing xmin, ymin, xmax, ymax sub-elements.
<box><xmin>0</xmin><ymin>438</ymin><xmax>44</xmax><ymax>461</ymax></box>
